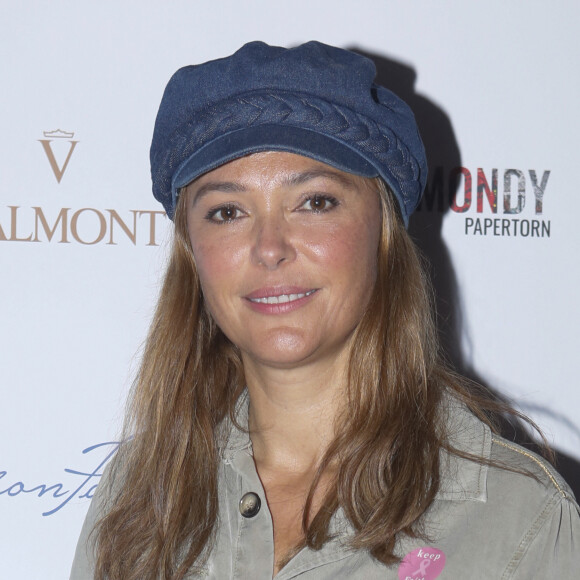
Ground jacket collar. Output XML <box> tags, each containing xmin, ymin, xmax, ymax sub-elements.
<box><xmin>219</xmin><ymin>390</ymin><xmax>491</xmax><ymax>502</ymax></box>
<box><xmin>436</xmin><ymin>396</ymin><xmax>491</xmax><ymax>502</ymax></box>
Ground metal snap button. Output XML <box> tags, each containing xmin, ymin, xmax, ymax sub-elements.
<box><xmin>239</xmin><ymin>492</ymin><xmax>261</xmax><ymax>518</ymax></box>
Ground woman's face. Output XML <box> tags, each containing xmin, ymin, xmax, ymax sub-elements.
<box><xmin>185</xmin><ymin>152</ymin><xmax>382</xmax><ymax>370</ymax></box>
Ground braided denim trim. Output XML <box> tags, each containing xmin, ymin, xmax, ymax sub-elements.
<box><xmin>152</xmin><ymin>91</ymin><xmax>424</xmax><ymax>220</ymax></box>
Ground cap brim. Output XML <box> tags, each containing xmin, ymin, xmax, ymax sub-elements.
<box><xmin>171</xmin><ymin>124</ymin><xmax>380</xmax><ymax>209</ymax></box>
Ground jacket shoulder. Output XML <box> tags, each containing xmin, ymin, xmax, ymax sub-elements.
<box><xmin>489</xmin><ymin>435</ymin><xmax>577</xmax><ymax>503</ymax></box>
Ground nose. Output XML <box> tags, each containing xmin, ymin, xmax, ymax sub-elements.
<box><xmin>251</xmin><ymin>214</ymin><xmax>296</xmax><ymax>269</ymax></box>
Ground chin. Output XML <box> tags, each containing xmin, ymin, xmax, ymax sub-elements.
<box><xmin>241</xmin><ymin>331</ymin><xmax>319</xmax><ymax>368</ymax></box>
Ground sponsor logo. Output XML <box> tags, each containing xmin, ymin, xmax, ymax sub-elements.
<box><xmin>0</xmin><ymin>206</ymin><xmax>167</xmax><ymax>245</ymax></box>
<box><xmin>0</xmin><ymin>130</ymin><xmax>167</xmax><ymax>245</ymax></box>
<box><xmin>0</xmin><ymin>442</ymin><xmax>118</xmax><ymax>516</ymax></box>
<box><xmin>38</xmin><ymin>129</ymin><xmax>79</xmax><ymax>183</ymax></box>
<box><xmin>417</xmin><ymin>166</ymin><xmax>551</xmax><ymax>238</ymax></box>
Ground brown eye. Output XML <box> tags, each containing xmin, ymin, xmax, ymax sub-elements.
<box><xmin>219</xmin><ymin>207</ymin><xmax>237</xmax><ymax>221</ymax></box>
<box><xmin>299</xmin><ymin>194</ymin><xmax>339</xmax><ymax>213</ymax></box>
<box><xmin>309</xmin><ymin>196</ymin><xmax>328</xmax><ymax>210</ymax></box>
<box><xmin>206</xmin><ymin>204</ymin><xmax>243</xmax><ymax>223</ymax></box>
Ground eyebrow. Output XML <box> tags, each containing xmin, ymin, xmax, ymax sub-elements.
<box><xmin>190</xmin><ymin>181</ymin><xmax>247</xmax><ymax>206</ymax></box>
<box><xmin>283</xmin><ymin>169</ymin><xmax>358</xmax><ymax>189</ymax></box>
<box><xmin>189</xmin><ymin>168</ymin><xmax>358</xmax><ymax>206</ymax></box>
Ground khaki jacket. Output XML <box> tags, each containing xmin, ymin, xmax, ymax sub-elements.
<box><xmin>70</xmin><ymin>398</ymin><xmax>579</xmax><ymax>579</ymax></box>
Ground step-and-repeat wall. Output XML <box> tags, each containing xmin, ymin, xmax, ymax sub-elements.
<box><xmin>2</xmin><ymin>1</ymin><xmax>578</xmax><ymax>578</ymax></box>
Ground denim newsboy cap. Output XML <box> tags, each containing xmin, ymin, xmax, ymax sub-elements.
<box><xmin>150</xmin><ymin>41</ymin><xmax>427</xmax><ymax>226</ymax></box>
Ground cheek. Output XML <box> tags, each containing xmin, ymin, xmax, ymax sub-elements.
<box><xmin>189</xmin><ymin>237</ymin><xmax>247</xmax><ymax>297</ymax></box>
<box><xmin>305</xmin><ymin>218</ymin><xmax>380</xmax><ymax>284</ymax></box>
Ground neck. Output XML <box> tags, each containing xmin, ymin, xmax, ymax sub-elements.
<box><xmin>243</xmin><ymin>352</ymin><xmax>348</xmax><ymax>474</ymax></box>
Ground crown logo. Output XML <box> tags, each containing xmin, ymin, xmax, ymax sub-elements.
<box><xmin>43</xmin><ymin>129</ymin><xmax>75</xmax><ymax>139</ymax></box>
<box><xmin>39</xmin><ymin>129</ymin><xmax>79</xmax><ymax>183</ymax></box>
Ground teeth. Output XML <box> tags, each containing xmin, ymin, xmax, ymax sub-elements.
<box><xmin>250</xmin><ymin>290</ymin><xmax>315</xmax><ymax>304</ymax></box>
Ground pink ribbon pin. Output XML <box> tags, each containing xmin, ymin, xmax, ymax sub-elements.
<box><xmin>398</xmin><ymin>547</ymin><xmax>446</xmax><ymax>580</ymax></box>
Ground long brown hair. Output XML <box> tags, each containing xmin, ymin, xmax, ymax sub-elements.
<box><xmin>93</xmin><ymin>177</ymin><xmax>539</xmax><ymax>579</ymax></box>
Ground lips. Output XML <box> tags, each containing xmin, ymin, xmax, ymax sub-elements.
<box><xmin>243</xmin><ymin>286</ymin><xmax>318</xmax><ymax>312</ymax></box>
<box><xmin>247</xmin><ymin>290</ymin><xmax>316</xmax><ymax>304</ymax></box>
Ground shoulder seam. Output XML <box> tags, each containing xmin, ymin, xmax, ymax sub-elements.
<box><xmin>492</xmin><ymin>437</ymin><xmax>568</xmax><ymax>499</ymax></box>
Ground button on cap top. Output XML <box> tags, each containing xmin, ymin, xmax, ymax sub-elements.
<box><xmin>239</xmin><ymin>492</ymin><xmax>261</xmax><ymax>518</ymax></box>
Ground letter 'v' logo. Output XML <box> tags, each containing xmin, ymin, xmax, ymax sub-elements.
<box><xmin>38</xmin><ymin>129</ymin><xmax>79</xmax><ymax>183</ymax></box>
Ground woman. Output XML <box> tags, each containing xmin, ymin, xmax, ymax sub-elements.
<box><xmin>70</xmin><ymin>41</ymin><xmax>579</xmax><ymax>579</ymax></box>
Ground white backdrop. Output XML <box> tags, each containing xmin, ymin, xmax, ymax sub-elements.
<box><xmin>1</xmin><ymin>1</ymin><xmax>579</xmax><ymax>578</ymax></box>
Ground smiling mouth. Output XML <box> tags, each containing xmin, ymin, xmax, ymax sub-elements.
<box><xmin>247</xmin><ymin>289</ymin><xmax>317</xmax><ymax>305</ymax></box>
